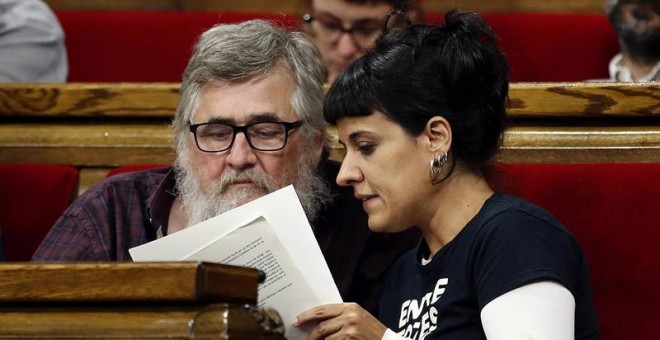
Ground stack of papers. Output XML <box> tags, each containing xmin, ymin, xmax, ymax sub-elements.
<box><xmin>130</xmin><ymin>185</ymin><xmax>342</xmax><ymax>339</ymax></box>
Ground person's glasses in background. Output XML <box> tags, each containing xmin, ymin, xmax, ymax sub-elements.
<box><xmin>303</xmin><ymin>13</ymin><xmax>382</xmax><ymax>49</ymax></box>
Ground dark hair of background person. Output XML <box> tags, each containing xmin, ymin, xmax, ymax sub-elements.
<box><xmin>324</xmin><ymin>10</ymin><xmax>509</xmax><ymax>176</ymax></box>
<box><xmin>607</xmin><ymin>0</ymin><xmax>660</xmax><ymax>62</ymax></box>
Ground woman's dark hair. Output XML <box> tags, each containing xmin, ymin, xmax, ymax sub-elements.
<box><xmin>324</xmin><ymin>10</ymin><xmax>509</xmax><ymax>174</ymax></box>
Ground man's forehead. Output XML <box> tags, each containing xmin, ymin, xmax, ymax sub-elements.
<box><xmin>199</xmin><ymin>113</ymin><xmax>287</xmax><ymax>125</ymax></box>
<box><xmin>311</xmin><ymin>0</ymin><xmax>393</xmax><ymax>20</ymax></box>
<box><xmin>193</xmin><ymin>78</ymin><xmax>297</xmax><ymax>124</ymax></box>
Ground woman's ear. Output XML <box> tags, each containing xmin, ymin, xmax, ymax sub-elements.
<box><xmin>423</xmin><ymin>116</ymin><xmax>452</xmax><ymax>153</ymax></box>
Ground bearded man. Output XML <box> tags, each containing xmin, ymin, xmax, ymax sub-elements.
<box><xmin>32</xmin><ymin>20</ymin><xmax>419</xmax><ymax>315</ymax></box>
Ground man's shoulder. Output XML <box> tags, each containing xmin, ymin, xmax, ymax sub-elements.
<box><xmin>78</xmin><ymin>166</ymin><xmax>173</xmax><ymax>208</ymax></box>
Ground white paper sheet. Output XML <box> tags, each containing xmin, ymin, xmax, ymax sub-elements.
<box><xmin>129</xmin><ymin>185</ymin><xmax>342</xmax><ymax>339</ymax></box>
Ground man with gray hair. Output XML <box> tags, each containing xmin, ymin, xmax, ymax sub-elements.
<box><xmin>606</xmin><ymin>0</ymin><xmax>660</xmax><ymax>81</ymax></box>
<box><xmin>33</xmin><ymin>20</ymin><xmax>419</xmax><ymax>314</ymax></box>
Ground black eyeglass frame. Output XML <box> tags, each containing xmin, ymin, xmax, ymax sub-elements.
<box><xmin>189</xmin><ymin>120</ymin><xmax>303</xmax><ymax>153</ymax></box>
<box><xmin>302</xmin><ymin>13</ymin><xmax>383</xmax><ymax>48</ymax></box>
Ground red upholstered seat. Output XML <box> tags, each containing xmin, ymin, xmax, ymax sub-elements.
<box><xmin>56</xmin><ymin>11</ymin><xmax>618</xmax><ymax>82</ymax></box>
<box><xmin>493</xmin><ymin>163</ymin><xmax>660</xmax><ymax>340</ymax></box>
<box><xmin>0</xmin><ymin>164</ymin><xmax>79</xmax><ymax>261</ymax></box>
<box><xmin>56</xmin><ymin>11</ymin><xmax>298</xmax><ymax>82</ymax></box>
<box><xmin>420</xmin><ymin>12</ymin><xmax>618</xmax><ymax>82</ymax></box>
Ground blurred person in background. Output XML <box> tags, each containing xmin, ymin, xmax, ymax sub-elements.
<box><xmin>607</xmin><ymin>0</ymin><xmax>660</xmax><ymax>81</ymax></box>
<box><xmin>301</xmin><ymin>0</ymin><xmax>423</xmax><ymax>83</ymax></box>
<box><xmin>0</xmin><ymin>0</ymin><xmax>68</xmax><ymax>82</ymax></box>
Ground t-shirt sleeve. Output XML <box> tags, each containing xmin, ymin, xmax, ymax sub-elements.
<box><xmin>471</xmin><ymin>208</ymin><xmax>582</xmax><ymax>310</ymax></box>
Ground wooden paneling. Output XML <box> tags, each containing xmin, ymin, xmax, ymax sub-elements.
<box><xmin>500</xmin><ymin>125</ymin><xmax>660</xmax><ymax>163</ymax></box>
<box><xmin>0</xmin><ymin>83</ymin><xmax>179</xmax><ymax>118</ymax></box>
<box><xmin>2</xmin><ymin>83</ymin><xmax>658</xmax><ymax>119</ymax></box>
<box><xmin>45</xmin><ymin>0</ymin><xmax>609</xmax><ymax>14</ymax></box>
<box><xmin>327</xmin><ymin>125</ymin><xmax>660</xmax><ymax>164</ymax></box>
<box><xmin>0</xmin><ymin>262</ymin><xmax>283</xmax><ymax>339</ymax></box>
<box><xmin>0</xmin><ymin>123</ymin><xmax>174</xmax><ymax>166</ymax></box>
<box><xmin>0</xmin><ymin>262</ymin><xmax>258</xmax><ymax>303</ymax></box>
<box><xmin>1</xmin><ymin>82</ymin><xmax>658</xmax><ymax>193</ymax></box>
<box><xmin>507</xmin><ymin>83</ymin><xmax>660</xmax><ymax>118</ymax></box>
<box><xmin>0</xmin><ymin>304</ymin><xmax>241</xmax><ymax>338</ymax></box>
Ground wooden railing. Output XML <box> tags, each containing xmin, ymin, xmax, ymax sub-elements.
<box><xmin>0</xmin><ymin>262</ymin><xmax>284</xmax><ymax>338</ymax></box>
<box><xmin>45</xmin><ymin>0</ymin><xmax>610</xmax><ymax>14</ymax></box>
<box><xmin>1</xmin><ymin>82</ymin><xmax>659</xmax><ymax>193</ymax></box>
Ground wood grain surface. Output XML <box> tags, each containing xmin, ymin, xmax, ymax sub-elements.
<box><xmin>0</xmin><ymin>83</ymin><xmax>179</xmax><ymax>118</ymax></box>
<box><xmin>0</xmin><ymin>262</ymin><xmax>258</xmax><ymax>304</ymax></box>
<box><xmin>2</xmin><ymin>83</ymin><xmax>656</xmax><ymax>119</ymax></box>
<box><xmin>1</xmin><ymin>82</ymin><xmax>658</xmax><ymax>195</ymax></box>
<box><xmin>0</xmin><ymin>303</ymin><xmax>284</xmax><ymax>339</ymax></box>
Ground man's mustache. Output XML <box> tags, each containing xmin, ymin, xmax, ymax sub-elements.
<box><xmin>215</xmin><ymin>169</ymin><xmax>277</xmax><ymax>194</ymax></box>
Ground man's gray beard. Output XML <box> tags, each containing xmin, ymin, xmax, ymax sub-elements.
<box><xmin>174</xmin><ymin>152</ymin><xmax>332</xmax><ymax>228</ymax></box>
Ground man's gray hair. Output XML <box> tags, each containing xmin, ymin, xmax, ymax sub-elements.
<box><xmin>172</xmin><ymin>19</ymin><xmax>327</xmax><ymax>150</ymax></box>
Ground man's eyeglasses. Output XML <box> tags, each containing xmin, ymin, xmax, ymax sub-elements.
<box><xmin>189</xmin><ymin>121</ymin><xmax>303</xmax><ymax>152</ymax></box>
<box><xmin>303</xmin><ymin>10</ymin><xmax>413</xmax><ymax>49</ymax></box>
<box><xmin>303</xmin><ymin>13</ymin><xmax>383</xmax><ymax>49</ymax></box>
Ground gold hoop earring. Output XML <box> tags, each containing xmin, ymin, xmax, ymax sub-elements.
<box><xmin>429</xmin><ymin>151</ymin><xmax>448</xmax><ymax>185</ymax></box>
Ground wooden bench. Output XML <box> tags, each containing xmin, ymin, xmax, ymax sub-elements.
<box><xmin>0</xmin><ymin>262</ymin><xmax>283</xmax><ymax>338</ymax></box>
<box><xmin>1</xmin><ymin>82</ymin><xmax>658</xmax><ymax>193</ymax></box>
<box><xmin>2</xmin><ymin>82</ymin><xmax>659</xmax><ymax>193</ymax></box>
<box><xmin>1</xmin><ymin>82</ymin><xmax>658</xmax><ymax>339</ymax></box>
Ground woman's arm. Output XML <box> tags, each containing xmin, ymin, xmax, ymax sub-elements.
<box><xmin>481</xmin><ymin>280</ymin><xmax>575</xmax><ymax>340</ymax></box>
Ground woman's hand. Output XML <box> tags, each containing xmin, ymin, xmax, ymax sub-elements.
<box><xmin>294</xmin><ymin>302</ymin><xmax>387</xmax><ymax>340</ymax></box>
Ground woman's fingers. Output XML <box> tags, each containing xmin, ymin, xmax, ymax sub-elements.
<box><xmin>294</xmin><ymin>303</ymin><xmax>346</xmax><ymax>326</ymax></box>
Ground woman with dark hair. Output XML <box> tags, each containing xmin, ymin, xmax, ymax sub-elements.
<box><xmin>294</xmin><ymin>10</ymin><xmax>600</xmax><ymax>340</ymax></box>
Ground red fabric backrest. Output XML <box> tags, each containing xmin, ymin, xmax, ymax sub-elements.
<box><xmin>492</xmin><ymin>163</ymin><xmax>660</xmax><ymax>340</ymax></box>
<box><xmin>56</xmin><ymin>11</ymin><xmax>618</xmax><ymax>82</ymax></box>
<box><xmin>0</xmin><ymin>164</ymin><xmax>79</xmax><ymax>261</ymax></box>
<box><xmin>426</xmin><ymin>12</ymin><xmax>619</xmax><ymax>82</ymax></box>
<box><xmin>56</xmin><ymin>11</ymin><xmax>298</xmax><ymax>82</ymax></box>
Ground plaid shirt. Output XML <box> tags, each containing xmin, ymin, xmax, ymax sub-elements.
<box><xmin>32</xmin><ymin>158</ymin><xmax>420</xmax><ymax>315</ymax></box>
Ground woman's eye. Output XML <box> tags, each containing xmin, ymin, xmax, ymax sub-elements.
<box><xmin>357</xmin><ymin>142</ymin><xmax>375</xmax><ymax>155</ymax></box>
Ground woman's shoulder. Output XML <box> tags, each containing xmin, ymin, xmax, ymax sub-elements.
<box><xmin>484</xmin><ymin>193</ymin><xmax>567</xmax><ymax>228</ymax></box>
<box><xmin>471</xmin><ymin>193</ymin><xmax>578</xmax><ymax>245</ymax></box>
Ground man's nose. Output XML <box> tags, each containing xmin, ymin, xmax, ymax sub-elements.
<box><xmin>335</xmin><ymin>32</ymin><xmax>361</xmax><ymax>58</ymax></box>
<box><xmin>225</xmin><ymin>132</ymin><xmax>257</xmax><ymax>170</ymax></box>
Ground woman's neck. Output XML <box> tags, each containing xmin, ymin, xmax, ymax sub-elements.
<box><xmin>419</xmin><ymin>172</ymin><xmax>493</xmax><ymax>259</ymax></box>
